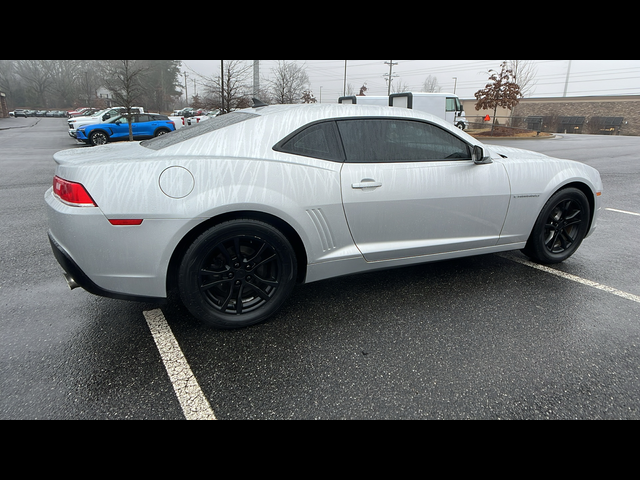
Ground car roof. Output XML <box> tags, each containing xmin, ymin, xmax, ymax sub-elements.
<box><xmin>144</xmin><ymin>103</ymin><xmax>480</xmax><ymax>156</ymax></box>
<box><xmin>248</xmin><ymin>103</ymin><xmax>478</xmax><ymax>142</ymax></box>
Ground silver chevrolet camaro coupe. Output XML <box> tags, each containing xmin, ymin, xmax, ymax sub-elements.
<box><xmin>46</xmin><ymin>102</ymin><xmax>603</xmax><ymax>328</ymax></box>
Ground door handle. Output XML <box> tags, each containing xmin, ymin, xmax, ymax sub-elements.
<box><xmin>352</xmin><ymin>180</ymin><xmax>382</xmax><ymax>189</ymax></box>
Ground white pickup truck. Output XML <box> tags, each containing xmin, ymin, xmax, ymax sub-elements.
<box><xmin>67</xmin><ymin>107</ymin><xmax>144</xmax><ymax>138</ymax></box>
<box><xmin>168</xmin><ymin>109</ymin><xmax>219</xmax><ymax>130</ymax></box>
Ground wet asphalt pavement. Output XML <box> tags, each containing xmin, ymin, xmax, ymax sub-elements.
<box><xmin>1</xmin><ymin>117</ymin><xmax>638</xmax><ymax>419</ymax></box>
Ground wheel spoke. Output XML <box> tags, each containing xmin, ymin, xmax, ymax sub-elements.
<box><xmin>253</xmin><ymin>274</ymin><xmax>278</xmax><ymax>287</ymax></box>
<box><xmin>546</xmin><ymin>228</ymin><xmax>560</xmax><ymax>250</ymax></box>
<box><xmin>246</xmin><ymin>243</ymin><xmax>266</xmax><ymax>263</ymax></box>
<box><xmin>200</xmin><ymin>266</ymin><xmax>227</xmax><ymax>275</ymax></box>
<box><xmin>233</xmin><ymin>237</ymin><xmax>242</xmax><ymax>262</ymax></box>
<box><xmin>558</xmin><ymin>230</ymin><xmax>571</xmax><ymax>250</ymax></box>
<box><xmin>234</xmin><ymin>284</ymin><xmax>244</xmax><ymax>314</ymax></box>
<box><xmin>219</xmin><ymin>286</ymin><xmax>234</xmax><ymax>312</ymax></box>
<box><xmin>199</xmin><ymin>277</ymin><xmax>230</xmax><ymax>291</ymax></box>
<box><xmin>245</xmin><ymin>282</ymin><xmax>271</xmax><ymax>301</ymax></box>
<box><xmin>216</xmin><ymin>242</ymin><xmax>233</xmax><ymax>265</ymax></box>
<box><xmin>252</xmin><ymin>253</ymin><xmax>276</xmax><ymax>270</ymax></box>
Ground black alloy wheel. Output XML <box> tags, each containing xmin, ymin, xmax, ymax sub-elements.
<box><xmin>178</xmin><ymin>219</ymin><xmax>297</xmax><ymax>328</ymax></box>
<box><xmin>523</xmin><ymin>187</ymin><xmax>591</xmax><ymax>264</ymax></box>
<box><xmin>90</xmin><ymin>131</ymin><xmax>108</xmax><ymax>146</ymax></box>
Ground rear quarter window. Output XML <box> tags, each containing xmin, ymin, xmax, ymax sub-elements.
<box><xmin>273</xmin><ymin>120</ymin><xmax>345</xmax><ymax>162</ymax></box>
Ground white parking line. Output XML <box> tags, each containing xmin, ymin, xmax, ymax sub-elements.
<box><xmin>143</xmin><ymin>308</ymin><xmax>217</xmax><ymax>420</ymax></box>
<box><xmin>605</xmin><ymin>208</ymin><xmax>640</xmax><ymax>217</ymax></box>
<box><xmin>502</xmin><ymin>254</ymin><xmax>640</xmax><ymax>305</ymax></box>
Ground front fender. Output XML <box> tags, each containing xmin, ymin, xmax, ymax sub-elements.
<box><xmin>497</xmin><ymin>157</ymin><xmax>602</xmax><ymax>245</ymax></box>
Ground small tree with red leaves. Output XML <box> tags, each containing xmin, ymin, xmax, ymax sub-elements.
<box><xmin>474</xmin><ymin>62</ymin><xmax>522</xmax><ymax>134</ymax></box>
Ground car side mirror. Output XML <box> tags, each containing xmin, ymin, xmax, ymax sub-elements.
<box><xmin>472</xmin><ymin>145</ymin><xmax>492</xmax><ymax>164</ymax></box>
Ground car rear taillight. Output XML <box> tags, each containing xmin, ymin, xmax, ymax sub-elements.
<box><xmin>53</xmin><ymin>175</ymin><xmax>97</xmax><ymax>207</ymax></box>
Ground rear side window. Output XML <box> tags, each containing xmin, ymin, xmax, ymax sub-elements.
<box><xmin>273</xmin><ymin>121</ymin><xmax>344</xmax><ymax>162</ymax></box>
<box><xmin>141</xmin><ymin>111</ymin><xmax>259</xmax><ymax>150</ymax></box>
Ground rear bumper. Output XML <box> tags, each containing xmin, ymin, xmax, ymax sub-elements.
<box><xmin>48</xmin><ymin>231</ymin><xmax>165</xmax><ymax>304</ymax></box>
<box><xmin>45</xmin><ymin>185</ymin><xmax>172</xmax><ymax>303</ymax></box>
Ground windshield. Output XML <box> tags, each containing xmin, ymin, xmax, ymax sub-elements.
<box><xmin>141</xmin><ymin>111</ymin><xmax>259</xmax><ymax>150</ymax></box>
<box><xmin>105</xmin><ymin>115</ymin><xmax>127</xmax><ymax>124</ymax></box>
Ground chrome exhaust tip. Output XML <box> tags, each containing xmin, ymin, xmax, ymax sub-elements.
<box><xmin>63</xmin><ymin>272</ymin><xmax>80</xmax><ymax>290</ymax></box>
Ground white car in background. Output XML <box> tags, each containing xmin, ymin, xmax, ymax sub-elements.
<box><xmin>46</xmin><ymin>102</ymin><xmax>602</xmax><ymax>329</ymax></box>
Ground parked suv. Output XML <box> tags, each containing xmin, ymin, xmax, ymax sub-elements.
<box><xmin>76</xmin><ymin>114</ymin><xmax>175</xmax><ymax>145</ymax></box>
<box><xmin>68</xmin><ymin>107</ymin><xmax>144</xmax><ymax>138</ymax></box>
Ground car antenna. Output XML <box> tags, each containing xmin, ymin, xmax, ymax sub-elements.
<box><xmin>252</xmin><ymin>98</ymin><xmax>268</xmax><ymax>108</ymax></box>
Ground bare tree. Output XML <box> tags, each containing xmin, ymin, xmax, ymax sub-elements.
<box><xmin>269</xmin><ymin>60</ymin><xmax>310</xmax><ymax>104</ymax></box>
<box><xmin>421</xmin><ymin>75</ymin><xmax>441</xmax><ymax>93</ymax></box>
<box><xmin>506</xmin><ymin>60</ymin><xmax>537</xmax><ymax>97</ymax></box>
<box><xmin>101</xmin><ymin>60</ymin><xmax>148</xmax><ymax>140</ymax></box>
<box><xmin>392</xmin><ymin>79</ymin><xmax>410</xmax><ymax>93</ymax></box>
<box><xmin>14</xmin><ymin>60</ymin><xmax>56</xmax><ymax>107</ymax></box>
<box><xmin>202</xmin><ymin>60</ymin><xmax>252</xmax><ymax>113</ymax></box>
<box><xmin>0</xmin><ymin>61</ymin><xmax>24</xmax><ymax>107</ymax></box>
<box><xmin>49</xmin><ymin>60</ymin><xmax>84</xmax><ymax>108</ymax></box>
<box><xmin>77</xmin><ymin>62</ymin><xmax>102</xmax><ymax>108</ymax></box>
<box><xmin>474</xmin><ymin>62</ymin><xmax>522</xmax><ymax>134</ymax></box>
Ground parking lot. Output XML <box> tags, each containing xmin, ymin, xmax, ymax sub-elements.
<box><xmin>1</xmin><ymin>116</ymin><xmax>639</xmax><ymax>419</ymax></box>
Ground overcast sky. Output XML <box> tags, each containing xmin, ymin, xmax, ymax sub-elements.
<box><xmin>180</xmin><ymin>60</ymin><xmax>640</xmax><ymax>102</ymax></box>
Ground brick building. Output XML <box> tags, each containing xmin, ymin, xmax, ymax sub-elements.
<box><xmin>461</xmin><ymin>95</ymin><xmax>640</xmax><ymax>136</ymax></box>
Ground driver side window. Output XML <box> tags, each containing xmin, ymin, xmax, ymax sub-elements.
<box><xmin>337</xmin><ymin>119</ymin><xmax>471</xmax><ymax>163</ymax></box>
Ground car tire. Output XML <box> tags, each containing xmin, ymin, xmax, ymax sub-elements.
<box><xmin>154</xmin><ymin>128</ymin><xmax>170</xmax><ymax>137</ymax></box>
<box><xmin>522</xmin><ymin>187</ymin><xmax>591</xmax><ymax>264</ymax></box>
<box><xmin>178</xmin><ymin>219</ymin><xmax>297</xmax><ymax>329</ymax></box>
<box><xmin>90</xmin><ymin>131</ymin><xmax>108</xmax><ymax>146</ymax></box>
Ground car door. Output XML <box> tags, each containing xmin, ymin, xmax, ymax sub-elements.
<box><xmin>339</xmin><ymin>118</ymin><xmax>511</xmax><ymax>262</ymax></box>
<box><xmin>105</xmin><ymin>115</ymin><xmax>132</xmax><ymax>140</ymax></box>
<box><xmin>131</xmin><ymin>114</ymin><xmax>151</xmax><ymax>138</ymax></box>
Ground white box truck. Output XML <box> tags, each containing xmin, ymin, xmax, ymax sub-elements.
<box><xmin>389</xmin><ymin>92</ymin><xmax>468</xmax><ymax>130</ymax></box>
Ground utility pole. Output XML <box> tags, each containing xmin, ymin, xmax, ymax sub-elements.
<box><xmin>220</xmin><ymin>60</ymin><xmax>224</xmax><ymax>113</ymax></box>
<box><xmin>343</xmin><ymin>60</ymin><xmax>347</xmax><ymax>97</ymax></box>
<box><xmin>184</xmin><ymin>72</ymin><xmax>188</xmax><ymax>107</ymax></box>
<box><xmin>253</xmin><ymin>60</ymin><xmax>259</xmax><ymax>98</ymax></box>
<box><xmin>563</xmin><ymin>60</ymin><xmax>572</xmax><ymax>97</ymax></box>
<box><xmin>384</xmin><ymin>60</ymin><xmax>398</xmax><ymax>95</ymax></box>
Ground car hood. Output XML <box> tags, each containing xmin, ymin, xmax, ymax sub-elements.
<box><xmin>484</xmin><ymin>144</ymin><xmax>553</xmax><ymax>161</ymax></box>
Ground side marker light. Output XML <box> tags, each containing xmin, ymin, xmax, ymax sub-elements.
<box><xmin>108</xmin><ymin>219</ymin><xmax>143</xmax><ymax>226</ymax></box>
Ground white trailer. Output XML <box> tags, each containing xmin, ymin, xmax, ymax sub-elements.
<box><xmin>389</xmin><ymin>92</ymin><xmax>468</xmax><ymax>130</ymax></box>
<box><xmin>338</xmin><ymin>96</ymin><xmax>390</xmax><ymax>106</ymax></box>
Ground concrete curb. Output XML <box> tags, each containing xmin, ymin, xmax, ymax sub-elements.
<box><xmin>468</xmin><ymin>133</ymin><xmax>556</xmax><ymax>140</ymax></box>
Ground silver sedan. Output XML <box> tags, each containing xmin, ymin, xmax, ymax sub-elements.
<box><xmin>46</xmin><ymin>102</ymin><xmax>603</xmax><ymax>328</ymax></box>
